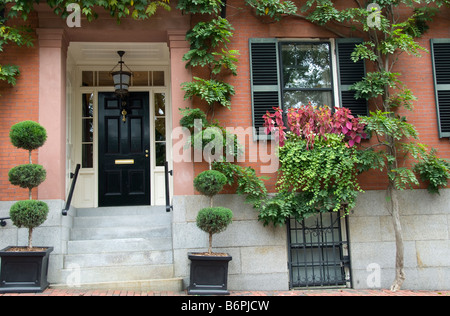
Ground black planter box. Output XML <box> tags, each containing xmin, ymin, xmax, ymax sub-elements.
<box><xmin>0</xmin><ymin>246</ymin><xmax>53</xmax><ymax>293</ymax></box>
<box><xmin>188</xmin><ymin>253</ymin><xmax>232</xmax><ymax>295</ymax></box>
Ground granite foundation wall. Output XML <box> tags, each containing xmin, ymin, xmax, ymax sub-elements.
<box><xmin>173</xmin><ymin>190</ymin><xmax>450</xmax><ymax>291</ymax></box>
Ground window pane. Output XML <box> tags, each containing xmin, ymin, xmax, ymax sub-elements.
<box><xmin>155</xmin><ymin>118</ymin><xmax>166</xmax><ymax>141</ymax></box>
<box><xmin>82</xmin><ymin>71</ymin><xmax>94</xmax><ymax>87</ymax></box>
<box><xmin>284</xmin><ymin>91</ymin><xmax>333</xmax><ymax>109</ymax></box>
<box><xmin>82</xmin><ymin>144</ymin><xmax>93</xmax><ymax>168</ymax></box>
<box><xmin>98</xmin><ymin>71</ymin><xmax>112</xmax><ymax>86</ymax></box>
<box><xmin>155</xmin><ymin>142</ymin><xmax>166</xmax><ymax>167</ymax></box>
<box><xmin>82</xmin><ymin>93</ymin><xmax>94</xmax><ymax>117</ymax></box>
<box><xmin>133</xmin><ymin>71</ymin><xmax>149</xmax><ymax>86</ymax></box>
<box><xmin>282</xmin><ymin>43</ymin><xmax>332</xmax><ymax>89</ymax></box>
<box><xmin>82</xmin><ymin>119</ymin><xmax>93</xmax><ymax>142</ymax></box>
<box><xmin>155</xmin><ymin>93</ymin><xmax>165</xmax><ymax>116</ymax></box>
<box><xmin>152</xmin><ymin>71</ymin><xmax>165</xmax><ymax>86</ymax></box>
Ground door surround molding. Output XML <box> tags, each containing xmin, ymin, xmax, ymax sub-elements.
<box><xmin>67</xmin><ymin>42</ymin><xmax>172</xmax><ymax>208</ymax></box>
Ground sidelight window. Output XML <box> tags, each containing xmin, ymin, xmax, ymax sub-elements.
<box><xmin>81</xmin><ymin>93</ymin><xmax>94</xmax><ymax>168</ymax></box>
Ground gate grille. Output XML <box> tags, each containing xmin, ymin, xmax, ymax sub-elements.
<box><xmin>288</xmin><ymin>211</ymin><xmax>352</xmax><ymax>288</ymax></box>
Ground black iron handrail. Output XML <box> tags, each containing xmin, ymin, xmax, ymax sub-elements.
<box><xmin>164</xmin><ymin>161</ymin><xmax>173</xmax><ymax>212</ymax></box>
<box><xmin>62</xmin><ymin>164</ymin><xmax>81</xmax><ymax>216</ymax></box>
<box><xmin>0</xmin><ymin>217</ymin><xmax>10</xmax><ymax>227</ymax></box>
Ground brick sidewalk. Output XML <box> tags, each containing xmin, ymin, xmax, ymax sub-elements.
<box><xmin>0</xmin><ymin>288</ymin><xmax>449</xmax><ymax>296</ymax></box>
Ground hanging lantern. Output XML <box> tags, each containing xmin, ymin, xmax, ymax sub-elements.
<box><xmin>111</xmin><ymin>51</ymin><xmax>132</xmax><ymax>98</ymax></box>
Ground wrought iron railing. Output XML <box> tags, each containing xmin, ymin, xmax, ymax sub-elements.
<box><xmin>62</xmin><ymin>164</ymin><xmax>81</xmax><ymax>216</ymax></box>
<box><xmin>0</xmin><ymin>217</ymin><xmax>10</xmax><ymax>227</ymax></box>
<box><xmin>164</xmin><ymin>161</ymin><xmax>173</xmax><ymax>212</ymax></box>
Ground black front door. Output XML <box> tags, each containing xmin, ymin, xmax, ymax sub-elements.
<box><xmin>98</xmin><ymin>92</ymin><xmax>150</xmax><ymax>207</ymax></box>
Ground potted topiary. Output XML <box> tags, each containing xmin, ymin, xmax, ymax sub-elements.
<box><xmin>0</xmin><ymin>121</ymin><xmax>53</xmax><ymax>293</ymax></box>
<box><xmin>188</xmin><ymin>169</ymin><xmax>233</xmax><ymax>295</ymax></box>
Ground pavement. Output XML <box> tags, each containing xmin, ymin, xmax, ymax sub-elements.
<box><xmin>1</xmin><ymin>288</ymin><xmax>449</xmax><ymax>296</ymax></box>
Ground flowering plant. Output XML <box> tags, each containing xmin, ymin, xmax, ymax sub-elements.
<box><xmin>263</xmin><ymin>104</ymin><xmax>367</xmax><ymax>148</ymax></box>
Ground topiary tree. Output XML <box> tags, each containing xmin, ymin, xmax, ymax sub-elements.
<box><xmin>196</xmin><ymin>207</ymin><xmax>233</xmax><ymax>254</ymax></box>
<box><xmin>193</xmin><ymin>169</ymin><xmax>233</xmax><ymax>254</ymax></box>
<box><xmin>8</xmin><ymin>121</ymin><xmax>48</xmax><ymax>250</ymax></box>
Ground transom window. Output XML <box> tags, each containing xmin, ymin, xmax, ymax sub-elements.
<box><xmin>81</xmin><ymin>70</ymin><xmax>165</xmax><ymax>87</ymax></box>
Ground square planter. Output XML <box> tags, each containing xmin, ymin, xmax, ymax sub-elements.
<box><xmin>188</xmin><ymin>253</ymin><xmax>232</xmax><ymax>295</ymax></box>
<box><xmin>0</xmin><ymin>246</ymin><xmax>53</xmax><ymax>293</ymax></box>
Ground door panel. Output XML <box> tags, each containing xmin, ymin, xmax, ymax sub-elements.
<box><xmin>98</xmin><ymin>92</ymin><xmax>150</xmax><ymax>207</ymax></box>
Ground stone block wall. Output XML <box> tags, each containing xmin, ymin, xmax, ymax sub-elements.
<box><xmin>172</xmin><ymin>195</ymin><xmax>290</xmax><ymax>291</ymax></box>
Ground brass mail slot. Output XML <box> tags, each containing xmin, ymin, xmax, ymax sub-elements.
<box><xmin>115</xmin><ymin>159</ymin><xmax>135</xmax><ymax>165</ymax></box>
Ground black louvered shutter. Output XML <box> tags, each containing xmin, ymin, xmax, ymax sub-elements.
<box><xmin>431</xmin><ymin>39</ymin><xmax>450</xmax><ymax>138</ymax></box>
<box><xmin>336</xmin><ymin>38</ymin><xmax>368</xmax><ymax>117</ymax></box>
<box><xmin>249</xmin><ymin>39</ymin><xmax>281</xmax><ymax>140</ymax></box>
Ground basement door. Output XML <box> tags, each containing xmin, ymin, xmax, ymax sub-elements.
<box><xmin>98</xmin><ymin>92</ymin><xmax>151</xmax><ymax>207</ymax></box>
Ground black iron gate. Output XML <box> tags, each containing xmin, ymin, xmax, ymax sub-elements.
<box><xmin>287</xmin><ymin>211</ymin><xmax>352</xmax><ymax>288</ymax></box>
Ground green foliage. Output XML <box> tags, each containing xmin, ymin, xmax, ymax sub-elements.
<box><xmin>258</xmin><ymin>134</ymin><xmax>363</xmax><ymax>226</ymax></box>
<box><xmin>278</xmin><ymin>134</ymin><xmax>363</xmax><ymax>212</ymax></box>
<box><xmin>361</xmin><ymin>110</ymin><xmax>418</xmax><ymax>141</ymax></box>
<box><xmin>245</xmin><ymin>0</ymin><xmax>298</xmax><ymax>21</ymax></box>
<box><xmin>414</xmin><ymin>149</ymin><xmax>450</xmax><ymax>194</ymax></box>
<box><xmin>185</xmin><ymin>17</ymin><xmax>233</xmax><ymax>51</ymax></box>
<box><xmin>194</xmin><ymin>170</ymin><xmax>227</xmax><ymax>197</ymax></box>
<box><xmin>183</xmin><ymin>17</ymin><xmax>239</xmax><ymax>76</ymax></box>
<box><xmin>10</xmin><ymin>200</ymin><xmax>48</xmax><ymax>230</ymax></box>
<box><xmin>176</xmin><ymin>0</ymin><xmax>224</xmax><ymax>15</ymax></box>
<box><xmin>0</xmin><ymin>21</ymin><xmax>34</xmax><ymax>86</ymax></box>
<box><xmin>212</xmin><ymin>162</ymin><xmax>269</xmax><ymax>208</ymax></box>
<box><xmin>8</xmin><ymin>164</ymin><xmax>46</xmax><ymax>190</ymax></box>
<box><xmin>5</xmin><ymin>0</ymin><xmax>171</xmax><ymax>21</ymax></box>
<box><xmin>179</xmin><ymin>107</ymin><xmax>208</xmax><ymax>130</ymax></box>
<box><xmin>182</xmin><ymin>17</ymin><xmax>238</xmax><ymax>115</ymax></box>
<box><xmin>9</xmin><ymin>121</ymin><xmax>47</xmax><ymax>151</ymax></box>
<box><xmin>190</xmin><ymin>124</ymin><xmax>242</xmax><ymax>160</ymax></box>
<box><xmin>182</xmin><ymin>77</ymin><xmax>235</xmax><ymax>109</ymax></box>
<box><xmin>196</xmin><ymin>207</ymin><xmax>233</xmax><ymax>236</ymax></box>
<box><xmin>0</xmin><ymin>64</ymin><xmax>20</xmax><ymax>85</ymax></box>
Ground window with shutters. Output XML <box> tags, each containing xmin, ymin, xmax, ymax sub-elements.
<box><xmin>431</xmin><ymin>39</ymin><xmax>450</xmax><ymax>138</ymax></box>
<box><xmin>249</xmin><ymin>38</ymin><xmax>367</xmax><ymax>140</ymax></box>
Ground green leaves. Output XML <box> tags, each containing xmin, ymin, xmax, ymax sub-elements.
<box><xmin>245</xmin><ymin>0</ymin><xmax>298</xmax><ymax>21</ymax></box>
<box><xmin>182</xmin><ymin>77</ymin><xmax>235</xmax><ymax>109</ymax></box>
<box><xmin>196</xmin><ymin>207</ymin><xmax>233</xmax><ymax>235</ymax></box>
<box><xmin>414</xmin><ymin>148</ymin><xmax>450</xmax><ymax>194</ymax></box>
<box><xmin>182</xmin><ymin>17</ymin><xmax>238</xmax><ymax>111</ymax></box>
<box><xmin>177</xmin><ymin>0</ymin><xmax>224</xmax><ymax>15</ymax></box>
<box><xmin>8</xmin><ymin>164</ymin><xmax>46</xmax><ymax>190</ymax></box>
<box><xmin>361</xmin><ymin>110</ymin><xmax>418</xmax><ymax>141</ymax></box>
<box><xmin>259</xmin><ymin>134</ymin><xmax>363</xmax><ymax>225</ymax></box>
<box><xmin>0</xmin><ymin>64</ymin><xmax>20</xmax><ymax>85</ymax></box>
<box><xmin>10</xmin><ymin>200</ymin><xmax>49</xmax><ymax>231</ymax></box>
<box><xmin>212</xmin><ymin>162</ymin><xmax>268</xmax><ymax>208</ymax></box>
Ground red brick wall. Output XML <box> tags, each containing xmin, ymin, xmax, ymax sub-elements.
<box><xmin>0</xmin><ymin>13</ymin><xmax>39</xmax><ymax>201</ymax></box>
<box><xmin>191</xmin><ymin>0</ymin><xmax>450</xmax><ymax>193</ymax></box>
